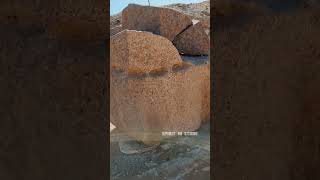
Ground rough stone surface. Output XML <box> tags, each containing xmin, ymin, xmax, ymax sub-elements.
<box><xmin>111</xmin><ymin>30</ymin><xmax>181</xmax><ymax>72</ymax></box>
<box><xmin>122</xmin><ymin>4</ymin><xmax>193</xmax><ymax>41</ymax></box>
<box><xmin>182</xmin><ymin>56</ymin><xmax>210</xmax><ymax>122</ymax></box>
<box><xmin>164</xmin><ymin>0</ymin><xmax>210</xmax><ymax>21</ymax></box>
<box><xmin>173</xmin><ymin>21</ymin><xmax>210</xmax><ymax>55</ymax></box>
<box><xmin>111</xmin><ymin>63</ymin><xmax>209</xmax><ymax>144</ymax></box>
<box><xmin>110</xmin><ymin>31</ymin><xmax>209</xmax><ymax>144</ymax></box>
<box><xmin>110</xmin><ymin>0</ymin><xmax>210</xmax><ymax>31</ymax></box>
<box><xmin>119</xmin><ymin>141</ymin><xmax>160</xmax><ymax>154</ymax></box>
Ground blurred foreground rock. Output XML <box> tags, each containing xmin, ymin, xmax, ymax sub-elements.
<box><xmin>0</xmin><ymin>0</ymin><xmax>108</xmax><ymax>41</ymax></box>
<box><xmin>0</xmin><ymin>24</ymin><xmax>107</xmax><ymax>179</ymax></box>
<box><xmin>213</xmin><ymin>6</ymin><xmax>320</xmax><ymax>180</ymax></box>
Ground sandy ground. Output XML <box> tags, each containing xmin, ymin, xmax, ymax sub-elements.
<box><xmin>110</xmin><ymin>121</ymin><xmax>210</xmax><ymax>180</ymax></box>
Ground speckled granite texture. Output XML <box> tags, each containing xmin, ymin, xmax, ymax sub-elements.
<box><xmin>111</xmin><ymin>30</ymin><xmax>181</xmax><ymax>72</ymax></box>
<box><xmin>173</xmin><ymin>21</ymin><xmax>210</xmax><ymax>55</ymax></box>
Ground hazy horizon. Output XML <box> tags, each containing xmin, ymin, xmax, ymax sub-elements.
<box><xmin>110</xmin><ymin>0</ymin><xmax>206</xmax><ymax>15</ymax></box>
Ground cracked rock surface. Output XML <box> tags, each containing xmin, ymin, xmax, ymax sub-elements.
<box><xmin>122</xmin><ymin>4</ymin><xmax>193</xmax><ymax>41</ymax></box>
<box><xmin>173</xmin><ymin>21</ymin><xmax>210</xmax><ymax>55</ymax></box>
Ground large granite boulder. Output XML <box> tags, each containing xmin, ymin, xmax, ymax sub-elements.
<box><xmin>122</xmin><ymin>4</ymin><xmax>193</xmax><ymax>41</ymax></box>
<box><xmin>173</xmin><ymin>21</ymin><xmax>210</xmax><ymax>55</ymax></box>
<box><xmin>111</xmin><ymin>30</ymin><xmax>181</xmax><ymax>72</ymax></box>
<box><xmin>110</xmin><ymin>30</ymin><xmax>209</xmax><ymax>145</ymax></box>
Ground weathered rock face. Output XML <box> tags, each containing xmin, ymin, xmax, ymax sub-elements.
<box><xmin>111</xmin><ymin>63</ymin><xmax>210</xmax><ymax>145</ymax></box>
<box><xmin>122</xmin><ymin>4</ymin><xmax>193</xmax><ymax>41</ymax></box>
<box><xmin>110</xmin><ymin>30</ymin><xmax>209</xmax><ymax>144</ymax></box>
<box><xmin>182</xmin><ymin>56</ymin><xmax>210</xmax><ymax>123</ymax></box>
<box><xmin>201</xmin><ymin>65</ymin><xmax>210</xmax><ymax>122</ymax></box>
<box><xmin>173</xmin><ymin>21</ymin><xmax>210</xmax><ymax>55</ymax></box>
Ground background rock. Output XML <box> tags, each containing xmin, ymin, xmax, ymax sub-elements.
<box><xmin>110</xmin><ymin>25</ymin><xmax>122</xmax><ymax>36</ymax></box>
<box><xmin>164</xmin><ymin>0</ymin><xmax>210</xmax><ymax>27</ymax></box>
<box><xmin>173</xmin><ymin>21</ymin><xmax>210</xmax><ymax>55</ymax></box>
<box><xmin>122</xmin><ymin>4</ymin><xmax>192</xmax><ymax>41</ymax></box>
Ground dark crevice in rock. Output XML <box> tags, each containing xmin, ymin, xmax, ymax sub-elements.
<box><xmin>172</xmin><ymin>23</ymin><xmax>193</xmax><ymax>42</ymax></box>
